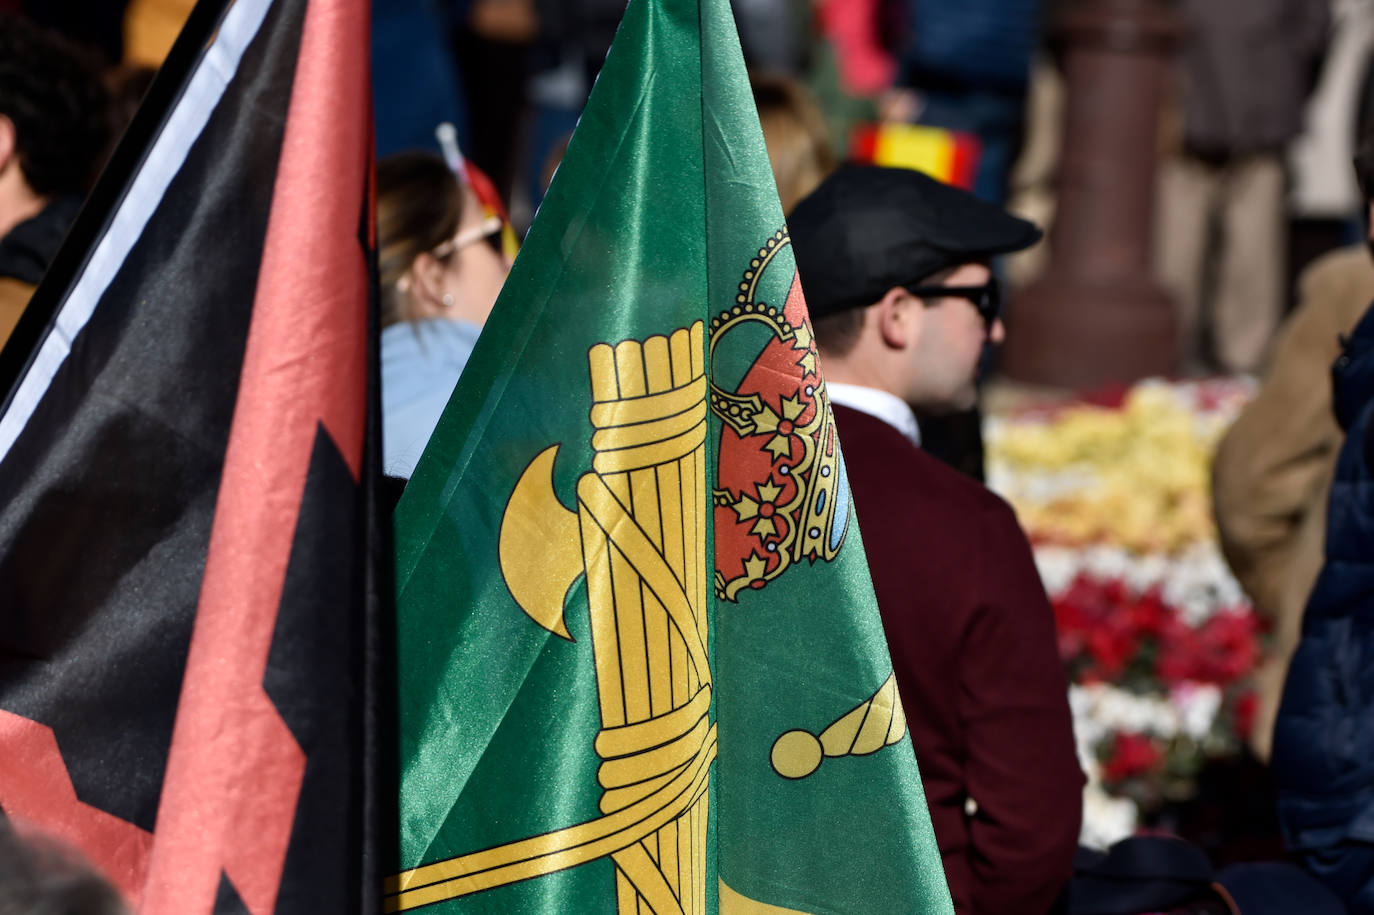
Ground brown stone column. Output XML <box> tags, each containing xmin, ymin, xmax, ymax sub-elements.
<box><xmin>999</xmin><ymin>0</ymin><xmax>1181</xmax><ymax>388</ymax></box>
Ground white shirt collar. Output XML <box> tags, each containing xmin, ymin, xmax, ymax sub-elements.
<box><xmin>826</xmin><ymin>382</ymin><xmax>921</xmax><ymax>447</ymax></box>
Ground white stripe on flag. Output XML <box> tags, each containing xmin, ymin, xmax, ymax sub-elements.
<box><xmin>0</xmin><ymin>0</ymin><xmax>274</xmax><ymax>464</ymax></box>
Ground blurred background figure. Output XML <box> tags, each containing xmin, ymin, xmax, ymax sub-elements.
<box><xmin>372</xmin><ymin>0</ymin><xmax>470</xmax><ymax>158</ymax></box>
<box><xmin>751</xmin><ymin>72</ymin><xmax>837</xmax><ymax>214</ymax></box>
<box><xmin>118</xmin><ymin>0</ymin><xmax>475</xmax><ymax>162</ymax></box>
<box><xmin>378</xmin><ymin>150</ymin><xmax>511</xmax><ymax>478</ymax></box>
<box><xmin>884</xmin><ymin>0</ymin><xmax>1044</xmax><ymax>206</ymax></box>
<box><xmin>1155</xmin><ymin>0</ymin><xmax>1329</xmax><ymax>376</ymax></box>
<box><xmin>0</xmin><ymin>12</ymin><xmax>110</xmax><ymax>346</ymax></box>
<box><xmin>1213</xmin><ymin>133</ymin><xmax>1374</xmax><ymax>762</ymax></box>
<box><xmin>519</xmin><ymin>0</ymin><xmax>619</xmax><ymax>217</ymax></box>
<box><xmin>0</xmin><ymin>820</ymin><xmax>127</xmax><ymax>915</ymax></box>
<box><xmin>733</xmin><ymin>0</ymin><xmax>810</xmax><ymax>75</ymax></box>
<box><xmin>456</xmin><ymin>0</ymin><xmax>536</xmax><ymax>205</ymax></box>
<box><xmin>1287</xmin><ymin>0</ymin><xmax>1374</xmax><ymax>294</ymax></box>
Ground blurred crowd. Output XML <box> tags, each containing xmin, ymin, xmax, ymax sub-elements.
<box><xmin>9</xmin><ymin>0</ymin><xmax>1374</xmax><ymax>914</ymax></box>
<box><xmin>6</xmin><ymin>0</ymin><xmax>1374</xmax><ymax>372</ymax></box>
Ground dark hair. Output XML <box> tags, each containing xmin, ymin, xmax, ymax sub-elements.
<box><xmin>812</xmin><ymin>307</ymin><xmax>866</xmax><ymax>357</ymax></box>
<box><xmin>376</xmin><ymin>150</ymin><xmax>464</xmax><ymax>326</ymax></box>
<box><xmin>0</xmin><ymin>820</ymin><xmax>127</xmax><ymax>915</ymax></box>
<box><xmin>0</xmin><ymin>13</ymin><xmax>111</xmax><ymax>198</ymax></box>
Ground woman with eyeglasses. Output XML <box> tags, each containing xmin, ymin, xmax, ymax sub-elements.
<box><xmin>378</xmin><ymin>150</ymin><xmax>511</xmax><ymax>478</ymax></box>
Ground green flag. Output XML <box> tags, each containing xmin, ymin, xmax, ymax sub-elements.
<box><xmin>387</xmin><ymin>0</ymin><xmax>953</xmax><ymax>911</ymax></box>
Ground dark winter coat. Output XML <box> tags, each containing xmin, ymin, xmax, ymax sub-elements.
<box><xmin>898</xmin><ymin>0</ymin><xmax>1043</xmax><ymax>94</ymax></box>
<box><xmin>1273</xmin><ymin>302</ymin><xmax>1374</xmax><ymax>915</ymax></box>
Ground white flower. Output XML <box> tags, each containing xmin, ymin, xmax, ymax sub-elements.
<box><xmin>1083</xmin><ymin>544</ymin><xmax>1132</xmax><ymax>581</ymax></box>
<box><xmin>1171</xmin><ymin>682</ymin><xmax>1222</xmax><ymax>741</ymax></box>
<box><xmin>1081</xmin><ymin>782</ymin><xmax>1138</xmax><ymax>850</ymax></box>
<box><xmin>1034</xmin><ymin>546</ymin><xmax>1081</xmax><ymax>598</ymax></box>
<box><xmin>1070</xmin><ymin>683</ymin><xmax>1179</xmax><ymax>741</ymax></box>
<box><xmin>1159</xmin><ymin>542</ymin><xmax>1248</xmax><ymax>626</ymax></box>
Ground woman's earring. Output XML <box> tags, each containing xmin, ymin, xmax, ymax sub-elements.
<box><xmin>442</xmin><ymin>293</ymin><xmax>455</xmax><ymax>308</ymax></box>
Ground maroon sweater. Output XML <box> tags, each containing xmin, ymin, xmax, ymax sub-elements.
<box><xmin>833</xmin><ymin>404</ymin><xmax>1083</xmax><ymax>914</ymax></box>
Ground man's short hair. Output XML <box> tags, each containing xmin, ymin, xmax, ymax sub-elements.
<box><xmin>0</xmin><ymin>14</ymin><xmax>111</xmax><ymax>198</ymax></box>
<box><xmin>812</xmin><ymin>306</ymin><xmax>865</xmax><ymax>357</ymax></box>
<box><xmin>810</xmin><ymin>264</ymin><xmax>963</xmax><ymax>358</ymax></box>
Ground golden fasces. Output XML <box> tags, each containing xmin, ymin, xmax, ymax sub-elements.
<box><xmin>580</xmin><ymin>323</ymin><xmax>713</xmax><ymax>915</ymax></box>
<box><xmin>769</xmin><ymin>674</ymin><xmax>907</xmax><ymax>780</ymax></box>
<box><xmin>390</xmin><ymin>322</ymin><xmax>714</xmax><ymax>914</ymax></box>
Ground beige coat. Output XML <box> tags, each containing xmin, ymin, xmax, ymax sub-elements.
<box><xmin>1213</xmin><ymin>245</ymin><xmax>1374</xmax><ymax>759</ymax></box>
<box><xmin>0</xmin><ymin>276</ymin><xmax>34</xmax><ymax>350</ymax></box>
<box><xmin>123</xmin><ymin>0</ymin><xmax>196</xmax><ymax>68</ymax></box>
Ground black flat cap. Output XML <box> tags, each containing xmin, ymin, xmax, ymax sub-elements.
<box><xmin>788</xmin><ymin>164</ymin><xmax>1042</xmax><ymax>320</ymax></box>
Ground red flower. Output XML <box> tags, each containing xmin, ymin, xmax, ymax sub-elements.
<box><xmin>1156</xmin><ymin>610</ymin><xmax>1259</xmax><ymax>686</ymax></box>
<box><xmin>1086</xmin><ymin>619</ymin><xmax>1138</xmax><ymax>679</ymax></box>
<box><xmin>1079</xmin><ymin>383</ymin><xmax>1130</xmax><ymax>410</ymax></box>
<box><xmin>1102</xmin><ymin>733</ymin><xmax>1163</xmax><ymax>783</ymax></box>
<box><xmin>1052</xmin><ymin>575</ymin><xmax>1162</xmax><ymax>678</ymax></box>
<box><xmin>1052</xmin><ymin>587</ymin><xmax>1092</xmax><ymax>660</ymax></box>
<box><xmin>1055</xmin><ymin>577</ymin><xmax>1132</xmax><ymax>670</ymax></box>
<box><xmin>1233</xmin><ymin>690</ymin><xmax>1259</xmax><ymax>740</ymax></box>
<box><xmin>1126</xmin><ymin>589</ymin><xmax>1171</xmax><ymax>637</ymax></box>
<box><xmin>1154</xmin><ymin>616</ymin><xmax>1195</xmax><ymax>686</ymax></box>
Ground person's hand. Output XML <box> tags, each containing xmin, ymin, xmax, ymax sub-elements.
<box><xmin>879</xmin><ymin>88</ymin><xmax>922</xmax><ymax>124</ymax></box>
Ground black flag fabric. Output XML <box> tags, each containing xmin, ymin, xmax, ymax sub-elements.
<box><xmin>0</xmin><ymin>0</ymin><xmax>380</xmax><ymax>911</ymax></box>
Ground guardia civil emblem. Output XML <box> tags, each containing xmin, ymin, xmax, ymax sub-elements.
<box><xmin>385</xmin><ymin>231</ymin><xmax>907</xmax><ymax>913</ymax></box>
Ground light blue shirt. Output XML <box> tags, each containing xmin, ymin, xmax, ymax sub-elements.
<box><xmin>381</xmin><ymin>317</ymin><xmax>481</xmax><ymax>479</ymax></box>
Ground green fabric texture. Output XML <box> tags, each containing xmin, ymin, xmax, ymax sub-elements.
<box><xmin>389</xmin><ymin>0</ymin><xmax>953</xmax><ymax>911</ymax></box>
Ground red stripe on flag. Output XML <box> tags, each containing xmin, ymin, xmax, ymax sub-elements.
<box><xmin>950</xmin><ymin>133</ymin><xmax>981</xmax><ymax>192</ymax></box>
<box><xmin>139</xmin><ymin>0</ymin><xmax>370</xmax><ymax>911</ymax></box>
<box><xmin>849</xmin><ymin>123</ymin><xmax>878</xmax><ymax>164</ymax></box>
<box><xmin>0</xmin><ymin>711</ymin><xmax>153</xmax><ymax>902</ymax></box>
<box><xmin>466</xmin><ymin>160</ymin><xmax>509</xmax><ymax>225</ymax></box>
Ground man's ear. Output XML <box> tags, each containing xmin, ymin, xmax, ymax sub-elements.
<box><xmin>873</xmin><ymin>286</ymin><xmax>917</xmax><ymax>350</ymax></box>
<box><xmin>0</xmin><ymin>116</ymin><xmax>17</xmax><ymax>174</ymax></box>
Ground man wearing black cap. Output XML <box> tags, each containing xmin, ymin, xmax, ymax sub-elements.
<box><xmin>790</xmin><ymin>165</ymin><xmax>1083</xmax><ymax>915</ymax></box>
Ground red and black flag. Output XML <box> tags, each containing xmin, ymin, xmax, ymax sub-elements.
<box><xmin>0</xmin><ymin>0</ymin><xmax>381</xmax><ymax>911</ymax></box>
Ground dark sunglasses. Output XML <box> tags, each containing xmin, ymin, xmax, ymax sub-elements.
<box><xmin>906</xmin><ymin>277</ymin><xmax>1002</xmax><ymax>330</ymax></box>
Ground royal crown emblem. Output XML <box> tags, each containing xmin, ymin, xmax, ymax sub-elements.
<box><xmin>711</xmin><ymin>230</ymin><xmax>850</xmax><ymax>601</ymax></box>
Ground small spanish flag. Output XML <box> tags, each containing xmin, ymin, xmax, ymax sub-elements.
<box><xmin>437</xmin><ymin>123</ymin><xmax>521</xmax><ymax>262</ymax></box>
<box><xmin>850</xmin><ymin>122</ymin><xmax>981</xmax><ymax>191</ymax></box>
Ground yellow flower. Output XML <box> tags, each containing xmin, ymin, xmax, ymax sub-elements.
<box><xmin>987</xmin><ymin>383</ymin><xmax>1248</xmax><ymax>554</ymax></box>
